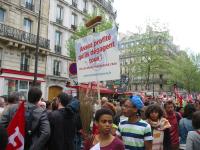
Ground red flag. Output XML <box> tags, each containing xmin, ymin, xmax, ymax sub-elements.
<box><xmin>6</xmin><ymin>101</ymin><xmax>25</xmax><ymax>150</ymax></box>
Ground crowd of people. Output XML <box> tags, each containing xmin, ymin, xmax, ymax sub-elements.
<box><xmin>0</xmin><ymin>87</ymin><xmax>200</xmax><ymax>150</ymax></box>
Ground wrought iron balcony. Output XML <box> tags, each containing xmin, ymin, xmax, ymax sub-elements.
<box><xmin>54</xmin><ymin>45</ymin><xmax>61</xmax><ymax>54</ymax></box>
<box><xmin>71</xmin><ymin>24</ymin><xmax>77</xmax><ymax>31</ymax></box>
<box><xmin>53</xmin><ymin>70</ymin><xmax>60</xmax><ymax>76</ymax></box>
<box><xmin>20</xmin><ymin>64</ymin><xmax>29</xmax><ymax>72</ymax></box>
<box><xmin>25</xmin><ymin>2</ymin><xmax>34</xmax><ymax>11</ymax></box>
<box><xmin>0</xmin><ymin>23</ymin><xmax>50</xmax><ymax>49</ymax></box>
<box><xmin>56</xmin><ymin>18</ymin><xmax>63</xmax><ymax>25</ymax></box>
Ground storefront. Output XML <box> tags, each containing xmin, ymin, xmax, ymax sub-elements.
<box><xmin>0</xmin><ymin>68</ymin><xmax>46</xmax><ymax>100</ymax></box>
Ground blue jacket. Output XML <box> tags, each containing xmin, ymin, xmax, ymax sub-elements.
<box><xmin>179</xmin><ymin>118</ymin><xmax>194</xmax><ymax>144</ymax></box>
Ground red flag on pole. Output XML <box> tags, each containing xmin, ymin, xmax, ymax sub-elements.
<box><xmin>6</xmin><ymin>101</ymin><xmax>25</xmax><ymax>150</ymax></box>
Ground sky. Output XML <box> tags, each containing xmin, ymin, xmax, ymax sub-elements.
<box><xmin>113</xmin><ymin>0</ymin><xmax>200</xmax><ymax>54</ymax></box>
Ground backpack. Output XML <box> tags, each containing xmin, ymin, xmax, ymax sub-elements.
<box><xmin>24</xmin><ymin>106</ymin><xmax>36</xmax><ymax>149</ymax></box>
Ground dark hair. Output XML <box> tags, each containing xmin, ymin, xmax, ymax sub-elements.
<box><xmin>28</xmin><ymin>87</ymin><xmax>42</xmax><ymax>103</ymax></box>
<box><xmin>95</xmin><ymin>108</ymin><xmax>114</xmax><ymax>122</ymax></box>
<box><xmin>183</xmin><ymin>104</ymin><xmax>196</xmax><ymax>119</ymax></box>
<box><xmin>8</xmin><ymin>93</ymin><xmax>19</xmax><ymax>104</ymax></box>
<box><xmin>0</xmin><ymin>126</ymin><xmax>8</xmax><ymax>150</ymax></box>
<box><xmin>45</xmin><ymin>101</ymin><xmax>51</xmax><ymax>109</ymax></box>
<box><xmin>164</xmin><ymin>100</ymin><xmax>175</xmax><ymax>108</ymax></box>
<box><xmin>57</xmin><ymin>92</ymin><xmax>72</xmax><ymax>107</ymax></box>
<box><xmin>192</xmin><ymin>111</ymin><xmax>200</xmax><ymax>129</ymax></box>
<box><xmin>145</xmin><ymin>104</ymin><xmax>164</xmax><ymax>119</ymax></box>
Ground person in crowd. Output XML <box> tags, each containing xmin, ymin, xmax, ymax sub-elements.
<box><xmin>179</xmin><ymin>104</ymin><xmax>196</xmax><ymax>150</ymax></box>
<box><xmin>0</xmin><ymin>87</ymin><xmax>50</xmax><ymax>150</ymax></box>
<box><xmin>69</xmin><ymin>97</ymin><xmax>83</xmax><ymax>150</ymax></box>
<box><xmin>37</xmin><ymin>100</ymin><xmax>47</xmax><ymax>110</ymax></box>
<box><xmin>48</xmin><ymin>92</ymin><xmax>76</xmax><ymax>150</ymax></box>
<box><xmin>145</xmin><ymin>104</ymin><xmax>171</xmax><ymax>150</ymax></box>
<box><xmin>117</xmin><ymin>96</ymin><xmax>153</xmax><ymax>150</ymax></box>
<box><xmin>84</xmin><ymin>108</ymin><xmax>125</xmax><ymax>150</ymax></box>
<box><xmin>101</xmin><ymin>97</ymin><xmax>108</xmax><ymax>106</ymax></box>
<box><xmin>164</xmin><ymin>100</ymin><xmax>182</xmax><ymax>150</ymax></box>
<box><xmin>186</xmin><ymin>111</ymin><xmax>200</xmax><ymax>150</ymax></box>
<box><xmin>51</xmin><ymin>97</ymin><xmax>58</xmax><ymax>111</ymax></box>
<box><xmin>0</xmin><ymin>125</ymin><xmax>8</xmax><ymax>150</ymax></box>
<box><xmin>194</xmin><ymin>100</ymin><xmax>200</xmax><ymax>111</ymax></box>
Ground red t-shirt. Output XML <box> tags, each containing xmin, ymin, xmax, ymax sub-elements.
<box><xmin>84</xmin><ymin>137</ymin><xmax>124</xmax><ymax>150</ymax></box>
<box><xmin>101</xmin><ymin>137</ymin><xmax>125</xmax><ymax>150</ymax></box>
<box><xmin>167</xmin><ymin>113</ymin><xmax>180</xmax><ymax>145</ymax></box>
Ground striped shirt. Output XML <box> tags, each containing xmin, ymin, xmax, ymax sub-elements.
<box><xmin>117</xmin><ymin>119</ymin><xmax>153</xmax><ymax>150</ymax></box>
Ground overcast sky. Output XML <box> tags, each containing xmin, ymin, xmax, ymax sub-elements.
<box><xmin>113</xmin><ymin>0</ymin><xmax>200</xmax><ymax>54</ymax></box>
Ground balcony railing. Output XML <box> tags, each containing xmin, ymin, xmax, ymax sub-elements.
<box><xmin>96</xmin><ymin>0</ymin><xmax>116</xmax><ymax>18</ymax></box>
<box><xmin>71</xmin><ymin>24</ymin><xmax>77</xmax><ymax>31</ymax></box>
<box><xmin>20</xmin><ymin>64</ymin><xmax>29</xmax><ymax>72</ymax></box>
<box><xmin>53</xmin><ymin>70</ymin><xmax>60</xmax><ymax>76</ymax></box>
<box><xmin>56</xmin><ymin>18</ymin><xmax>63</xmax><ymax>25</ymax></box>
<box><xmin>55</xmin><ymin>45</ymin><xmax>61</xmax><ymax>54</ymax></box>
<box><xmin>25</xmin><ymin>2</ymin><xmax>34</xmax><ymax>11</ymax></box>
<box><xmin>0</xmin><ymin>23</ymin><xmax>50</xmax><ymax>49</ymax></box>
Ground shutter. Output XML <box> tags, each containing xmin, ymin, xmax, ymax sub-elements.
<box><xmin>21</xmin><ymin>0</ymin><xmax>25</xmax><ymax>7</ymax></box>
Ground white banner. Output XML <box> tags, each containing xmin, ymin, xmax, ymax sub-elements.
<box><xmin>75</xmin><ymin>28</ymin><xmax>120</xmax><ymax>83</ymax></box>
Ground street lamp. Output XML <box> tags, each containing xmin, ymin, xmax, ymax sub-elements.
<box><xmin>33</xmin><ymin>0</ymin><xmax>42</xmax><ymax>86</ymax></box>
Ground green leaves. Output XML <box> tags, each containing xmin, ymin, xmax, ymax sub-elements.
<box><xmin>168</xmin><ymin>51</ymin><xmax>200</xmax><ymax>92</ymax></box>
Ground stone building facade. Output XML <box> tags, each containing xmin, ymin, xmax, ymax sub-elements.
<box><xmin>0</xmin><ymin>0</ymin><xmax>50</xmax><ymax>99</ymax></box>
<box><xmin>46</xmin><ymin>0</ymin><xmax>116</xmax><ymax>100</ymax></box>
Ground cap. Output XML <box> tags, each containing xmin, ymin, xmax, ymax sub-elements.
<box><xmin>129</xmin><ymin>96</ymin><xmax>144</xmax><ymax>110</ymax></box>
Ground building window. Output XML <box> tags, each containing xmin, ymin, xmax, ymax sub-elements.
<box><xmin>25</xmin><ymin>0</ymin><xmax>34</xmax><ymax>11</ymax></box>
<box><xmin>20</xmin><ymin>53</ymin><xmax>29</xmax><ymax>72</ymax></box>
<box><xmin>71</xmin><ymin>13</ymin><xmax>77</xmax><ymax>31</ymax></box>
<box><xmin>72</xmin><ymin>0</ymin><xmax>77</xmax><ymax>8</ymax></box>
<box><xmin>83</xmin><ymin>0</ymin><xmax>88</xmax><ymax>13</ymax></box>
<box><xmin>0</xmin><ymin>8</ymin><xmax>5</xmax><ymax>22</ymax></box>
<box><xmin>56</xmin><ymin>5</ymin><xmax>63</xmax><ymax>24</ymax></box>
<box><xmin>55</xmin><ymin>31</ymin><xmax>62</xmax><ymax>54</ymax></box>
<box><xmin>24</xmin><ymin>18</ymin><xmax>32</xmax><ymax>33</ymax></box>
<box><xmin>53</xmin><ymin>60</ymin><xmax>61</xmax><ymax>76</ymax></box>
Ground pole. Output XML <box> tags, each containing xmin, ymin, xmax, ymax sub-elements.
<box><xmin>33</xmin><ymin>0</ymin><xmax>42</xmax><ymax>86</ymax></box>
<box><xmin>92</xmin><ymin>27</ymin><xmax>101</xmax><ymax>101</ymax></box>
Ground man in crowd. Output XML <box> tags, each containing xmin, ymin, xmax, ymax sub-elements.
<box><xmin>117</xmin><ymin>96</ymin><xmax>153</xmax><ymax>150</ymax></box>
<box><xmin>48</xmin><ymin>92</ymin><xmax>76</xmax><ymax>150</ymax></box>
<box><xmin>164</xmin><ymin>100</ymin><xmax>182</xmax><ymax>150</ymax></box>
<box><xmin>0</xmin><ymin>87</ymin><xmax>50</xmax><ymax>150</ymax></box>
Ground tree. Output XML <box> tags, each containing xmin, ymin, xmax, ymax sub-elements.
<box><xmin>168</xmin><ymin>51</ymin><xmax>200</xmax><ymax>92</ymax></box>
<box><xmin>66</xmin><ymin>13</ymin><xmax>113</xmax><ymax>60</ymax></box>
<box><xmin>125</xmin><ymin>24</ymin><xmax>173</xmax><ymax>91</ymax></box>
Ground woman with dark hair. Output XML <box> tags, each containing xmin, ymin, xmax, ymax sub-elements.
<box><xmin>145</xmin><ymin>104</ymin><xmax>171</xmax><ymax>150</ymax></box>
<box><xmin>186</xmin><ymin>111</ymin><xmax>200</xmax><ymax>150</ymax></box>
<box><xmin>84</xmin><ymin>108</ymin><xmax>124</xmax><ymax>150</ymax></box>
<box><xmin>179</xmin><ymin>104</ymin><xmax>196</xmax><ymax>150</ymax></box>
